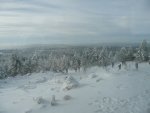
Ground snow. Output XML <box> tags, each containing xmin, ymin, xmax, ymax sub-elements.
<box><xmin>0</xmin><ymin>62</ymin><xmax>150</xmax><ymax>113</ymax></box>
<box><xmin>62</xmin><ymin>75</ymin><xmax>79</xmax><ymax>91</ymax></box>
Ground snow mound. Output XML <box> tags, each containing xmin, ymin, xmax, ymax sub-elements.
<box><xmin>35</xmin><ymin>77</ymin><xmax>47</xmax><ymax>84</ymax></box>
<box><xmin>62</xmin><ymin>76</ymin><xmax>79</xmax><ymax>90</ymax></box>
<box><xmin>88</xmin><ymin>73</ymin><xmax>98</xmax><ymax>79</ymax></box>
<box><xmin>18</xmin><ymin>84</ymin><xmax>36</xmax><ymax>90</ymax></box>
<box><xmin>96</xmin><ymin>78</ymin><xmax>103</xmax><ymax>82</ymax></box>
<box><xmin>25</xmin><ymin>109</ymin><xmax>32</xmax><ymax>113</ymax></box>
<box><xmin>34</xmin><ymin>95</ymin><xmax>57</xmax><ymax>106</ymax></box>
<box><xmin>63</xmin><ymin>95</ymin><xmax>72</xmax><ymax>101</ymax></box>
<box><xmin>55</xmin><ymin>79</ymin><xmax>64</xmax><ymax>84</ymax></box>
<box><xmin>33</xmin><ymin>97</ymin><xmax>49</xmax><ymax>105</ymax></box>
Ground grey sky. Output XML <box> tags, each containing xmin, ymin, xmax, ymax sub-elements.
<box><xmin>0</xmin><ymin>0</ymin><xmax>150</xmax><ymax>47</ymax></box>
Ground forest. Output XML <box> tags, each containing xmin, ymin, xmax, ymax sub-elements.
<box><xmin>0</xmin><ymin>40</ymin><xmax>149</xmax><ymax>79</ymax></box>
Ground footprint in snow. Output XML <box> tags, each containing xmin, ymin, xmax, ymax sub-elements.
<box><xmin>88</xmin><ymin>102</ymin><xmax>93</xmax><ymax>105</ymax></box>
<box><xmin>18</xmin><ymin>84</ymin><xmax>37</xmax><ymax>90</ymax></box>
<box><xmin>0</xmin><ymin>111</ymin><xmax>7</xmax><ymax>113</ymax></box>
<box><xmin>116</xmin><ymin>84</ymin><xmax>125</xmax><ymax>90</ymax></box>
<box><xmin>146</xmin><ymin>108</ymin><xmax>150</xmax><ymax>113</ymax></box>
<box><xmin>147</xmin><ymin>102</ymin><xmax>150</xmax><ymax>107</ymax></box>
<box><xmin>25</xmin><ymin>109</ymin><xmax>32</xmax><ymax>113</ymax></box>
<box><xmin>96</xmin><ymin>78</ymin><xmax>103</xmax><ymax>82</ymax></box>
<box><xmin>94</xmin><ymin>109</ymin><xmax>102</xmax><ymax>113</ymax></box>
<box><xmin>94</xmin><ymin>100</ymin><xmax>99</xmax><ymax>103</ymax></box>
<box><xmin>145</xmin><ymin>90</ymin><xmax>150</xmax><ymax>94</ymax></box>
<box><xmin>35</xmin><ymin>77</ymin><xmax>47</xmax><ymax>84</ymax></box>
<box><xmin>12</xmin><ymin>101</ymin><xmax>19</xmax><ymax>104</ymax></box>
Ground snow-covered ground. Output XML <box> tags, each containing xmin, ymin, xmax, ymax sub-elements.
<box><xmin>0</xmin><ymin>62</ymin><xmax>150</xmax><ymax>113</ymax></box>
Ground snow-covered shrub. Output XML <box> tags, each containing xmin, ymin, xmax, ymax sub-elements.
<box><xmin>51</xmin><ymin>95</ymin><xmax>56</xmax><ymax>106</ymax></box>
<box><xmin>25</xmin><ymin>109</ymin><xmax>32</xmax><ymax>113</ymax></box>
<box><xmin>33</xmin><ymin>97</ymin><xmax>48</xmax><ymax>104</ymax></box>
<box><xmin>96</xmin><ymin>78</ymin><xmax>103</xmax><ymax>82</ymax></box>
<box><xmin>62</xmin><ymin>76</ymin><xmax>79</xmax><ymax>90</ymax></box>
<box><xmin>55</xmin><ymin>79</ymin><xmax>64</xmax><ymax>84</ymax></box>
<box><xmin>35</xmin><ymin>77</ymin><xmax>47</xmax><ymax>84</ymax></box>
<box><xmin>88</xmin><ymin>73</ymin><xmax>97</xmax><ymax>79</ymax></box>
<box><xmin>63</xmin><ymin>95</ymin><xmax>72</xmax><ymax>101</ymax></box>
<box><xmin>33</xmin><ymin>97</ymin><xmax>46</xmax><ymax>104</ymax></box>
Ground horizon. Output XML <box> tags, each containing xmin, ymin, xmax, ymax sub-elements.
<box><xmin>0</xmin><ymin>41</ymin><xmax>145</xmax><ymax>50</ymax></box>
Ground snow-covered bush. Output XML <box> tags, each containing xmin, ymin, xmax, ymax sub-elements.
<box><xmin>63</xmin><ymin>95</ymin><xmax>72</xmax><ymax>100</ymax></box>
<box><xmin>88</xmin><ymin>73</ymin><xmax>97</xmax><ymax>79</ymax></box>
<box><xmin>96</xmin><ymin>78</ymin><xmax>103</xmax><ymax>82</ymax></box>
<box><xmin>33</xmin><ymin>97</ymin><xmax>47</xmax><ymax>104</ymax></box>
<box><xmin>62</xmin><ymin>76</ymin><xmax>79</xmax><ymax>90</ymax></box>
<box><xmin>25</xmin><ymin>109</ymin><xmax>32</xmax><ymax>113</ymax></box>
<box><xmin>51</xmin><ymin>95</ymin><xmax>56</xmax><ymax>106</ymax></box>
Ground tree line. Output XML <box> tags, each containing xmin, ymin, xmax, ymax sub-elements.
<box><xmin>0</xmin><ymin>40</ymin><xmax>149</xmax><ymax>79</ymax></box>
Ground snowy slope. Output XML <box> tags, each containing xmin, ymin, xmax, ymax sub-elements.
<box><xmin>0</xmin><ymin>62</ymin><xmax>150</xmax><ymax>113</ymax></box>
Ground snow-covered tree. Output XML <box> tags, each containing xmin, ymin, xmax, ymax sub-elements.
<box><xmin>9</xmin><ymin>54</ymin><xmax>22</xmax><ymax>76</ymax></box>
<box><xmin>99</xmin><ymin>47</ymin><xmax>109</xmax><ymax>67</ymax></box>
<box><xmin>117</xmin><ymin>47</ymin><xmax>128</xmax><ymax>62</ymax></box>
<box><xmin>108</xmin><ymin>51</ymin><xmax>114</xmax><ymax>63</ymax></box>
<box><xmin>135</xmin><ymin>40</ymin><xmax>149</xmax><ymax>61</ymax></box>
<box><xmin>126</xmin><ymin>47</ymin><xmax>134</xmax><ymax>61</ymax></box>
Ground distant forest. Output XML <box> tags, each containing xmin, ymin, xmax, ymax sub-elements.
<box><xmin>0</xmin><ymin>40</ymin><xmax>149</xmax><ymax>79</ymax></box>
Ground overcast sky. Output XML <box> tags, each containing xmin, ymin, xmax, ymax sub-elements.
<box><xmin>0</xmin><ymin>0</ymin><xmax>150</xmax><ymax>47</ymax></box>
